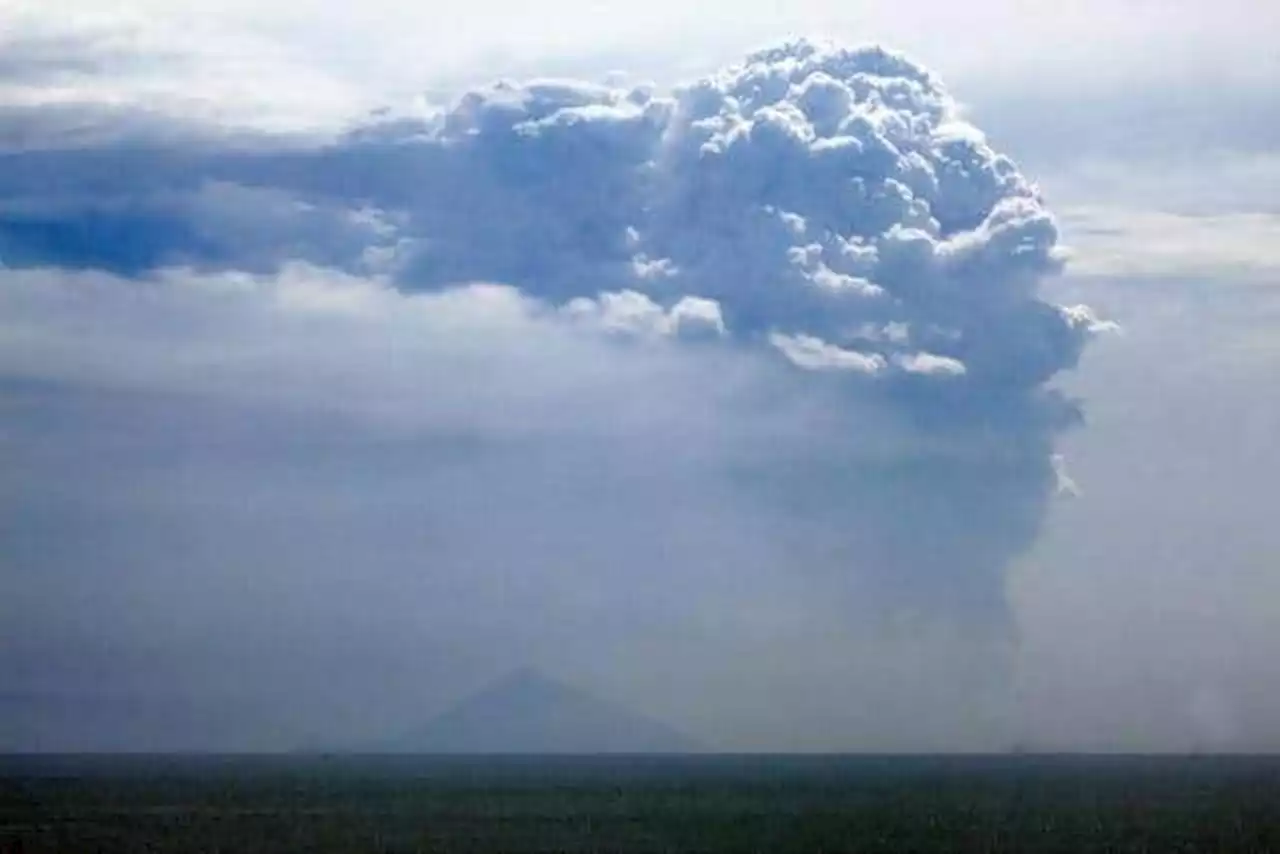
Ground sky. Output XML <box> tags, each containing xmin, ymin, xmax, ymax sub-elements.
<box><xmin>0</xmin><ymin>0</ymin><xmax>1278</xmax><ymax>752</ymax></box>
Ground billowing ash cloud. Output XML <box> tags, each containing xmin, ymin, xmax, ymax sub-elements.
<box><xmin>0</xmin><ymin>38</ymin><xmax>1111</xmax><ymax>611</ymax></box>
<box><xmin>1</xmin><ymin>39</ymin><xmax>1103</xmax><ymax>405</ymax></box>
<box><xmin>0</xmin><ymin>40</ymin><xmax>1109</xmax><ymax>749</ymax></box>
<box><xmin>311</xmin><ymin>40</ymin><xmax>1101</xmax><ymax>402</ymax></box>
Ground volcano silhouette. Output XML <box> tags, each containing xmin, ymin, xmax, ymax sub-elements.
<box><xmin>388</xmin><ymin>668</ymin><xmax>702</xmax><ymax>753</ymax></box>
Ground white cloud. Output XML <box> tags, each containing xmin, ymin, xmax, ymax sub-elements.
<box><xmin>562</xmin><ymin>290</ymin><xmax>725</xmax><ymax>339</ymax></box>
<box><xmin>770</xmin><ymin>332</ymin><xmax>887</xmax><ymax>374</ymax></box>
<box><xmin>6</xmin><ymin>0</ymin><xmax>1277</xmax><ymax>120</ymax></box>
<box><xmin>895</xmin><ymin>351</ymin><xmax>967</xmax><ymax>377</ymax></box>
<box><xmin>0</xmin><ymin>4</ymin><xmax>366</xmax><ymax>134</ymax></box>
<box><xmin>0</xmin><ymin>265</ymin><xmax>738</xmax><ymax>438</ymax></box>
<box><xmin>1061</xmin><ymin>207</ymin><xmax>1280</xmax><ymax>282</ymax></box>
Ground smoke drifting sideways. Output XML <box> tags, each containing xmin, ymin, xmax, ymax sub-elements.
<box><xmin>2</xmin><ymin>40</ymin><xmax>1108</xmax><ymax>394</ymax></box>
<box><xmin>0</xmin><ymin>40</ymin><xmax>1110</xmax><ymax>748</ymax></box>
<box><xmin>217</xmin><ymin>41</ymin><xmax>1105</xmax><ymax>394</ymax></box>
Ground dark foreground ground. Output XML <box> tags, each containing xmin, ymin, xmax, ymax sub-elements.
<box><xmin>2</xmin><ymin>754</ymin><xmax>1279</xmax><ymax>853</ymax></box>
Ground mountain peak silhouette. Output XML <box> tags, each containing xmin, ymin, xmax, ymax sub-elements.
<box><xmin>389</xmin><ymin>668</ymin><xmax>702</xmax><ymax>753</ymax></box>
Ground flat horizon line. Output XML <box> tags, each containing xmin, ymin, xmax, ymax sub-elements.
<box><xmin>4</xmin><ymin>750</ymin><xmax>1279</xmax><ymax>759</ymax></box>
